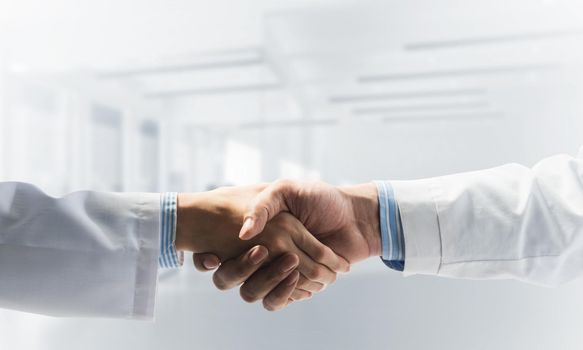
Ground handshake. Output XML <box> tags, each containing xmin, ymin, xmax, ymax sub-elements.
<box><xmin>174</xmin><ymin>180</ymin><xmax>381</xmax><ymax>311</ymax></box>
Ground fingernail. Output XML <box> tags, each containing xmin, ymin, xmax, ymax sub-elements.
<box><xmin>286</xmin><ymin>271</ymin><xmax>300</xmax><ymax>286</ymax></box>
<box><xmin>203</xmin><ymin>258</ymin><xmax>219</xmax><ymax>270</ymax></box>
<box><xmin>239</xmin><ymin>217</ymin><xmax>254</xmax><ymax>239</ymax></box>
<box><xmin>249</xmin><ymin>246</ymin><xmax>268</xmax><ymax>265</ymax></box>
<box><xmin>281</xmin><ymin>254</ymin><xmax>299</xmax><ymax>272</ymax></box>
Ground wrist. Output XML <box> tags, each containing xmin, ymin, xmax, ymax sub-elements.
<box><xmin>175</xmin><ymin>192</ymin><xmax>208</xmax><ymax>252</ymax></box>
<box><xmin>338</xmin><ymin>183</ymin><xmax>381</xmax><ymax>258</ymax></box>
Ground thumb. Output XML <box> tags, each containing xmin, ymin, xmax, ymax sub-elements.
<box><xmin>239</xmin><ymin>181</ymin><xmax>295</xmax><ymax>240</ymax></box>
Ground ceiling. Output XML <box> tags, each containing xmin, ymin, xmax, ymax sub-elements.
<box><xmin>3</xmin><ymin>0</ymin><xmax>583</xmax><ymax>129</ymax></box>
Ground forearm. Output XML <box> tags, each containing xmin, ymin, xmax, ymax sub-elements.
<box><xmin>0</xmin><ymin>182</ymin><xmax>160</xmax><ymax>319</ymax></box>
<box><xmin>338</xmin><ymin>183</ymin><xmax>382</xmax><ymax>258</ymax></box>
<box><xmin>174</xmin><ymin>185</ymin><xmax>271</xmax><ymax>260</ymax></box>
<box><xmin>392</xmin><ymin>152</ymin><xmax>583</xmax><ymax>286</ymax></box>
<box><xmin>175</xmin><ymin>191</ymin><xmax>252</xmax><ymax>257</ymax></box>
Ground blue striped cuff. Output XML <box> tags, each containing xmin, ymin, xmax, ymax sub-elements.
<box><xmin>374</xmin><ymin>181</ymin><xmax>405</xmax><ymax>272</ymax></box>
<box><xmin>159</xmin><ymin>192</ymin><xmax>183</xmax><ymax>269</ymax></box>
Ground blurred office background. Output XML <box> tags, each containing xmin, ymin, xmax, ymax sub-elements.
<box><xmin>1</xmin><ymin>0</ymin><xmax>583</xmax><ymax>349</ymax></box>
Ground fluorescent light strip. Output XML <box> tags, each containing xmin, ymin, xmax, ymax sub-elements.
<box><xmin>353</xmin><ymin>101</ymin><xmax>490</xmax><ymax>115</ymax></box>
<box><xmin>144</xmin><ymin>82</ymin><xmax>283</xmax><ymax>98</ymax></box>
<box><xmin>382</xmin><ymin>112</ymin><xmax>504</xmax><ymax>123</ymax></box>
<box><xmin>239</xmin><ymin>119</ymin><xmax>338</xmax><ymax>129</ymax></box>
<box><xmin>330</xmin><ymin>88</ymin><xmax>486</xmax><ymax>103</ymax></box>
<box><xmin>405</xmin><ymin>30</ymin><xmax>583</xmax><ymax>51</ymax></box>
<box><xmin>359</xmin><ymin>64</ymin><xmax>557</xmax><ymax>83</ymax></box>
<box><xmin>187</xmin><ymin>118</ymin><xmax>338</xmax><ymax>129</ymax></box>
<box><xmin>99</xmin><ymin>57</ymin><xmax>265</xmax><ymax>78</ymax></box>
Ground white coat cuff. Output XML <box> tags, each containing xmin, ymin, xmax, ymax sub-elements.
<box><xmin>130</xmin><ymin>193</ymin><xmax>164</xmax><ymax>320</ymax></box>
<box><xmin>391</xmin><ymin>179</ymin><xmax>442</xmax><ymax>276</ymax></box>
<box><xmin>158</xmin><ymin>192</ymin><xmax>184</xmax><ymax>269</ymax></box>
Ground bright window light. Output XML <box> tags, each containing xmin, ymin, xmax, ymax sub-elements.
<box><xmin>280</xmin><ymin>159</ymin><xmax>321</xmax><ymax>181</ymax></box>
<box><xmin>224</xmin><ymin>140</ymin><xmax>262</xmax><ymax>185</ymax></box>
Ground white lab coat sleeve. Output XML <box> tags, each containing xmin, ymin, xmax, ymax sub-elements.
<box><xmin>392</xmin><ymin>149</ymin><xmax>583</xmax><ymax>286</ymax></box>
<box><xmin>0</xmin><ymin>182</ymin><xmax>161</xmax><ymax>319</ymax></box>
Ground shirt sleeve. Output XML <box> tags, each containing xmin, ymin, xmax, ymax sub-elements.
<box><xmin>158</xmin><ymin>192</ymin><xmax>184</xmax><ymax>269</ymax></box>
<box><xmin>375</xmin><ymin>181</ymin><xmax>405</xmax><ymax>271</ymax></box>
<box><xmin>391</xmin><ymin>149</ymin><xmax>583</xmax><ymax>286</ymax></box>
<box><xmin>0</xmin><ymin>182</ymin><xmax>161</xmax><ymax>319</ymax></box>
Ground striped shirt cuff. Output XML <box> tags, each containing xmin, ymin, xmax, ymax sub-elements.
<box><xmin>374</xmin><ymin>181</ymin><xmax>405</xmax><ymax>272</ymax></box>
<box><xmin>159</xmin><ymin>192</ymin><xmax>184</xmax><ymax>269</ymax></box>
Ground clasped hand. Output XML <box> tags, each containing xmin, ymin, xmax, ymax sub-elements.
<box><xmin>175</xmin><ymin>181</ymin><xmax>380</xmax><ymax>311</ymax></box>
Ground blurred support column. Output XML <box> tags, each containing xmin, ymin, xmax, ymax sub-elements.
<box><xmin>158</xmin><ymin>100</ymin><xmax>191</xmax><ymax>191</ymax></box>
<box><xmin>185</xmin><ymin>126</ymin><xmax>204</xmax><ymax>192</ymax></box>
<box><xmin>263</xmin><ymin>17</ymin><xmax>316</xmax><ymax>176</ymax></box>
<box><xmin>53</xmin><ymin>88</ymin><xmax>71</xmax><ymax>195</ymax></box>
<box><xmin>121</xmin><ymin>108</ymin><xmax>134</xmax><ymax>192</ymax></box>
<box><xmin>70</xmin><ymin>95</ymin><xmax>92</xmax><ymax>191</ymax></box>
<box><xmin>259</xmin><ymin>128</ymin><xmax>282</xmax><ymax>181</ymax></box>
<box><xmin>66</xmin><ymin>92</ymin><xmax>83</xmax><ymax>191</ymax></box>
<box><xmin>158</xmin><ymin>101</ymin><xmax>172</xmax><ymax>191</ymax></box>
<box><xmin>213</xmin><ymin>130</ymin><xmax>227</xmax><ymax>186</ymax></box>
<box><xmin>188</xmin><ymin>126</ymin><xmax>222</xmax><ymax>191</ymax></box>
<box><xmin>576</xmin><ymin>68</ymin><xmax>583</xmax><ymax>145</ymax></box>
<box><xmin>0</xmin><ymin>54</ymin><xmax>6</xmax><ymax>180</ymax></box>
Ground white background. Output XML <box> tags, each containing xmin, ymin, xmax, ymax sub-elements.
<box><xmin>1</xmin><ymin>0</ymin><xmax>583</xmax><ymax>349</ymax></box>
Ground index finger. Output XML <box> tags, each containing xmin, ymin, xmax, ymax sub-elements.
<box><xmin>192</xmin><ymin>253</ymin><xmax>221</xmax><ymax>272</ymax></box>
<box><xmin>212</xmin><ymin>245</ymin><xmax>269</xmax><ymax>291</ymax></box>
<box><xmin>239</xmin><ymin>180</ymin><xmax>296</xmax><ymax>240</ymax></box>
